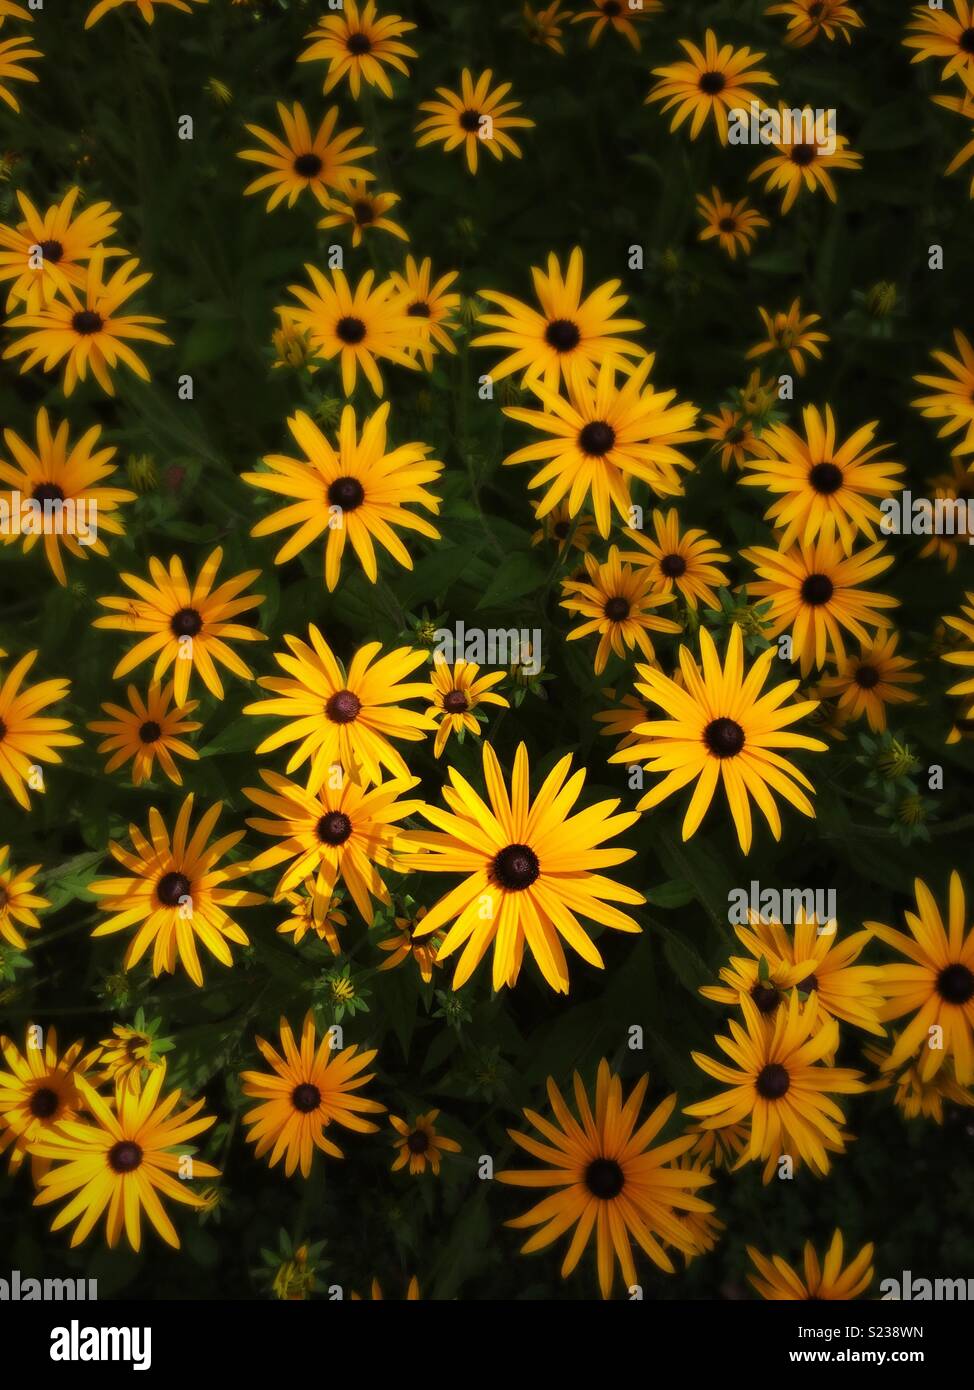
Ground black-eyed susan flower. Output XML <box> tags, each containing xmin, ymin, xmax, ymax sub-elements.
<box><xmin>746</xmin><ymin>300</ymin><xmax>828</xmax><ymax>377</ymax></box>
<box><xmin>749</xmin><ymin>107</ymin><xmax>862</xmax><ymax>213</ymax></box>
<box><xmin>278</xmin><ymin>881</ymin><xmax>348</xmax><ymax>952</ymax></box>
<box><xmin>388</xmin><ymin>255</ymin><xmax>460</xmax><ymax>371</ymax></box>
<box><xmin>376</xmin><ymin>904</ymin><xmax>442</xmax><ymax>982</ymax></box>
<box><xmin>238</xmin><ymin>103</ymin><xmax>375</xmax><ymax>212</ymax></box>
<box><xmin>0</xmin><ymin>187</ymin><xmax>122</xmax><ymax>313</ymax></box>
<box><xmin>935</xmin><ymin>73</ymin><xmax>974</xmax><ymax>196</ymax></box>
<box><xmin>818</xmin><ymin>632</ymin><xmax>920</xmax><ymax>733</ymax></box>
<box><xmin>502</xmin><ymin>355</ymin><xmax>701</xmax><ymax>536</ymax></box>
<box><xmin>867</xmin><ymin>872</ymin><xmax>974</xmax><ymax>1086</ymax></box>
<box><xmin>278</xmin><ymin>266</ymin><xmax>422</xmax><ymax>397</ymax></box>
<box><xmin>299</xmin><ymin>0</ymin><xmax>417</xmax><ymax>99</ymax></box>
<box><xmin>87</xmin><ymin>681</ymin><xmax>201</xmax><ymax>786</ymax></box>
<box><xmin>944</xmin><ymin>592</ymin><xmax>974</xmax><ymax>700</ymax></box>
<box><xmin>701</xmin><ymin>909</ymin><xmax>887</xmax><ymax>1036</ymax></box>
<box><xmin>903</xmin><ymin>0</ymin><xmax>974</xmax><ymax>76</ymax></box>
<box><xmin>696</xmin><ymin>187</ymin><xmax>769</xmax><ymax>259</ymax></box>
<box><xmin>703</xmin><ymin>406</ymin><xmax>767</xmax><ymax>472</ymax></box>
<box><xmin>424</xmin><ymin>652</ymin><xmax>508</xmax><ymax>758</ymax></box>
<box><xmin>0</xmin><ymin>32</ymin><xmax>39</xmax><ymax>111</ymax></box>
<box><xmin>93</xmin><ymin>545</ymin><xmax>266</xmax><ymax>707</ymax></box>
<box><xmin>390</xmin><ymin>1109</ymin><xmax>461</xmax><ymax>1174</ymax></box>
<box><xmin>474</xmin><ymin>247</ymin><xmax>645</xmax><ymax>392</ymax></box>
<box><xmin>685</xmin><ymin>990</ymin><xmax>865</xmax><ymax>1177</ymax></box>
<box><xmin>742</xmin><ymin>535</ymin><xmax>898</xmax><ymax>676</ymax></box>
<box><xmin>318</xmin><ymin>182</ymin><xmax>408</xmax><ymax>246</ymax></box>
<box><xmin>647</xmin><ymin>30</ymin><xmax>776</xmax><ymax>143</ymax></box>
<box><xmin>561</xmin><ymin>546</ymin><xmax>682</xmax><ymax>675</ymax></box>
<box><xmin>612</xmin><ymin>625</ymin><xmax>826</xmax><ymax>852</ymax></box>
<box><xmin>0</xmin><ymin>845</ymin><xmax>48</xmax><ymax>948</ymax></box>
<box><xmin>498</xmin><ymin>1060</ymin><xmax>714</xmax><ymax>1299</ymax></box>
<box><xmin>3</xmin><ymin>250</ymin><xmax>171</xmax><ymax>397</ymax></box>
<box><xmin>0</xmin><ymin>1026</ymin><xmax>100</xmax><ymax>1179</ymax></box>
<box><xmin>31</xmin><ymin>1065</ymin><xmax>219</xmax><ymax>1250</ymax></box>
<box><xmin>243</xmin><ymin>406</ymin><xmax>442</xmax><ymax>590</ymax></box>
<box><xmin>416</xmin><ymin>68</ymin><xmax>534</xmax><ymax>175</ymax></box>
<box><xmin>523</xmin><ymin>0</ymin><xmax>571</xmax><ymax>53</ymax></box>
<box><xmin>0</xmin><ymin>650</ymin><xmax>81</xmax><ymax>810</ymax></box>
<box><xmin>397</xmin><ymin>741</ymin><xmax>645</xmax><ymax>993</ymax></box>
<box><xmin>593</xmin><ymin>688</ymin><xmax>650</xmax><ymax>753</ymax></box>
<box><xmin>245</xmin><ymin>769</ymin><xmax>421</xmax><ymax>924</ymax></box>
<box><xmin>241</xmin><ymin>1012</ymin><xmax>384</xmax><ymax>1177</ymax></box>
<box><xmin>572</xmin><ymin>0</ymin><xmax>661</xmax><ymax>50</ymax></box>
<box><xmin>865</xmin><ymin>1039</ymin><xmax>974</xmax><ymax>1122</ymax></box>
<box><xmin>0</xmin><ymin>409</ymin><xmax>136</xmax><ymax>585</ymax></box>
<box><xmin>748</xmin><ymin>1231</ymin><xmax>873</xmax><ymax>1300</ymax></box>
<box><xmin>766</xmin><ymin>0</ymin><xmax>863</xmax><ymax>48</ymax></box>
<box><xmin>620</xmin><ymin>509</ymin><xmax>729</xmax><ymax>612</ymax></box>
<box><xmin>90</xmin><ymin>795</ymin><xmax>263</xmax><ymax>988</ymax></box>
<box><xmin>687</xmin><ymin>1119</ymin><xmax>750</xmax><ymax>1170</ymax></box>
<box><xmin>531</xmin><ymin>501</ymin><xmax>598</xmax><ymax>553</ymax></box>
<box><xmin>913</xmin><ymin>330</ymin><xmax>974</xmax><ymax>458</ymax></box>
<box><xmin>740</xmin><ymin>405</ymin><xmax>905</xmax><ymax>553</ymax></box>
<box><xmin>96</xmin><ymin>1017</ymin><xmax>171</xmax><ymax>1091</ymax></box>
<box><xmin>245</xmin><ymin>627</ymin><xmax>434</xmax><ymax>789</ymax></box>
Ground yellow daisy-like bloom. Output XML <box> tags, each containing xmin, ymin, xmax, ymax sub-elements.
<box><xmin>572</xmin><ymin>0</ymin><xmax>661</xmax><ymax>50</ymax></box>
<box><xmin>746</xmin><ymin>300</ymin><xmax>828</xmax><ymax>378</ymax></box>
<box><xmin>612</xmin><ymin>625</ymin><xmax>826</xmax><ymax>853</ymax></box>
<box><xmin>646</xmin><ymin>30</ymin><xmax>776</xmax><ymax>144</ymax></box>
<box><xmin>416</xmin><ymin>68</ymin><xmax>534</xmax><ymax>175</ymax></box>
<box><xmin>523</xmin><ymin>0</ymin><xmax>571</xmax><ymax>53</ymax></box>
<box><xmin>238</xmin><ymin>103</ymin><xmax>375</xmax><ymax>213</ymax></box>
<box><xmin>245</xmin><ymin>626</ymin><xmax>434</xmax><ymax>790</ymax></box>
<box><xmin>766</xmin><ymin>0</ymin><xmax>864</xmax><ymax>48</ymax></box>
<box><xmin>241</xmin><ymin>1012</ymin><xmax>384</xmax><ymax>1177</ymax></box>
<box><xmin>3</xmin><ymin>250</ymin><xmax>171</xmax><ymax>397</ymax></box>
<box><xmin>817</xmin><ymin>631</ymin><xmax>921</xmax><ymax>733</ymax></box>
<box><xmin>0</xmin><ymin>187</ymin><xmax>122</xmax><ymax>313</ymax></box>
<box><xmin>903</xmin><ymin>0</ymin><xmax>974</xmax><ymax>76</ymax></box>
<box><xmin>739</xmin><ymin>405</ymin><xmax>904</xmax><ymax>553</ymax></box>
<box><xmin>243</xmin><ymin>406</ymin><xmax>442</xmax><ymax>591</ymax></box>
<box><xmin>277</xmin><ymin>881</ymin><xmax>348</xmax><ymax>952</ymax></box>
<box><xmin>686</xmin><ymin>990</ymin><xmax>865</xmax><ymax>1177</ymax></box>
<box><xmin>90</xmin><ymin>794</ymin><xmax>263</xmax><ymax>988</ymax></box>
<box><xmin>397</xmin><ymin>741</ymin><xmax>645</xmax><ymax>994</ymax></box>
<box><xmin>531</xmin><ymin>501</ymin><xmax>598</xmax><ymax>553</ymax></box>
<box><xmin>701</xmin><ymin>909</ymin><xmax>887</xmax><ymax>1037</ymax></box>
<box><xmin>0</xmin><ymin>32</ymin><xmax>39</xmax><ymax>112</ymax></box>
<box><xmin>918</xmin><ymin>461</ymin><xmax>974</xmax><ymax>570</ymax></box>
<box><xmin>0</xmin><ymin>650</ymin><xmax>81</xmax><ymax>811</ymax></box>
<box><xmin>86</xmin><ymin>0</ymin><xmax>207</xmax><ymax>27</ymax></box>
<box><xmin>0</xmin><ymin>409</ymin><xmax>136</xmax><ymax>586</ymax></box>
<box><xmin>696</xmin><ymin>187</ymin><xmax>769</xmax><ymax>259</ymax></box>
<box><xmin>31</xmin><ymin>1065</ymin><xmax>219</xmax><ymax>1251</ymax></box>
<box><xmin>245</xmin><ymin>769</ymin><xmax>421</xmax><ymax>924</ymax></box>
<box><xmin>748</xmin><ymin>1231</ymin><xmax>874</xmax><ymax>1301</ymax></box>
<box><xmin>593</xmin><ymin>688</ymin><xmax>650</xmax><ymax>754</ymax></box>
<box><xmin>0</xmin><ymin>1027</ymin><xmax>100</xmax><ymax>1180</ymax></box>
<box><xmin>278</xmin><ymin>266</ymin><xmax>422</xmax><ymax>397</ymax></box>
<box><xmin>703</xmin><ymin>406</ymin><xmax>766</xmax><ymax>473</ymax></box>
<box><xmin>865</xmin><ymin>1039</ymin><xmax>974</xmax><ymax>1123</ymax></box>
<box><xmin>867</xmin><ymin>872</ymin><xmax>974</xmax><ymax>1086</ymax></box>
<box><xmin>93</xmin><ymin>545</ymin><xmax>266</xmax><ymax>707</ymax></box>
<box><xmin>87</xmin><ymin>680</ymin><xmax>201</xmax><ymax>786</ymax></box>
<box><xmin>561</xmin><ymin>546</ymin><xmax>682</xmax><ymax>676</ymax></box>
<box><xmin>318</xmin><ymin>182</ymin><xmax>408</xmax><ymax>247</ymax></box>
<box><xmin>498</xmin><ymin>1060</ymin><xmax>714</xmax><ymax>1299</ymax></box>
<box><xmin>0</xmin><ymin>844</ymin><xmax>49</xmax><ymax>948</ymax></box>
<box><xmin>377</xmin><ymin>904</ymin><xmax>443</xmax><ymax>982</ymax></box>
<box><xmin>749</xmin><ymin>107</ymin><xmax>862</xmax><ymax>213</ymax></box>
<box><xmin>96</xmin><ymin>1025</ymin><xmax>164</xmax><ymax>1091</ymax></box>
<box><xmin>474</xmin><ymin>247</ymin><xmax>646</xmax><ymax>392</ymax></box>
<box><xmin>687</xmin><ymin>1119</ymin><xmax>750</xmax><ymax>1170</ymax></box>
<box><xmin>502</xmin><ymin>355</ymin><xmax>701</xmax><ymax>537</ymax></box>
<box><xmin>388</xmin><ymin>254</ymin><xmax>460</xmax><ymax>371</ymax></box>
<box><xmin>912</xmin><ymin>330</ymin><xmax>974</xmax><ymax>458</ymax></box>
<box><xmin>935</xmin><ymin>72</ymin><xmax>974</xmax><ymax>196</ymax></box>
<box><xmin>390</xmin><ymin>1109</ymin><xmax>461</xmax><ymax>1174</ymax></box>
<box><xmin>352</xmin><ymin>1276</ymin><xmax>420</xmax><ymax>1300</ymax></box>
<box><xmin>299</xmin><ymin>0</ymin><xmax>417</xmax><ymax>100</ymax></box>
<box><xmin>619</xmin><ymin>508</ymin><xmax>730</xmax><ymax>612</ymax></box>
<box><xmin>742</xmin><ymin>535</ymin><xmax>898</xmax><ymax>677</ymax></box>
<box><xmin>943</xmin><ymin>592</ymin><xmax>974</xmax><ymax>700</ymax></box>
<box><xmin>424</xmin><ymin>653</ymin><xmax>508</xmax><ymax>758</ymax></box>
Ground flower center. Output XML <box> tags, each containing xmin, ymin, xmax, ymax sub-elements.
<box><xmin>578</xmin><ymin>420</ymin><xmax>616</xmax><ymax>457</ymax></box>
<box><xmin>937</xmin><ymin>963</ymin><xmax>974</xmax><ymax>1004</ymax></box>
<box><xmin>491</xmin><ymin>843</ymin><xmax>540</xmax><ymax>891</ymax></box>
<box><xmin>157</xmin><ymin>871</ymin><xmax>191</xmax><ymax>906</ymax></box>
<box><xmin>585</xmin><ymin>1157</ymin><xmax>625</xmax><ymax>1199</ymax></box>
<box><xmin>31</xmin><ymin>482</ymin><xmax>65</xmax><ymax>504</ymax></box>
<box><xmin>443</xmin><ymin>689</ymin><xmax>469</xmax><ymax>713</ymax></box>
<box><xmin>327</xmin><ymin>476</ymin><xmax>365</xmax><ymax>510</ymax></box>
<box><xmin>603</xmin><ymin>1</ymin><xmax>623</xmax><ymax>14</ymax></box>
<box><xmin>660</xmin><ymin>552</ymin><xmax>687</xmax><ymax>578</ymax></box>
<box><xmin>554</xmin><ymin>520</ymin><xmax>570</xmax><ymax>539</ymax></box>
<box><xmin>961</xmin><ymin>26</ymin><xmax>974</xmax><ymax>53</ymax></box>
<box><xmin>170</xmin><ymin>607</ymin><xmax>203</xmax><ymax>638</ymax></box>
<box><xmin>336</xmin><ymin>315</ymin><xmax>367</xmax><ymax>345</ymax></box>
<box><xmin>459</xmin><ymin>108</ymin><xmax>482</xmax><ymax>132</ymax></box>
<box><xmin>317</xmin><ymin>811</ymin><xmax>353</xmax><ymax>846</ymax></box>
<box><xmin>293</xmin><ymin>152</ymin><xmax>323</xmax><ymax>178</ymax></box>
<box><xmin>801</xmin><ymin>573</ymin><xmax>834</xmax><ymax>606</ymax></box>
<box><xmin>750</xmin><ymin>982</ymin><xmax>780</xmax><ymax>1014</ymax></box>
<box><xmin>755</xmin><ymin>1063</ymin><xmax>790</xmax><ymax>1099</ymax></box>
<box><xmin>352</xmin><ymin>199</ymin><xmax>374</xmax><ymax>225</ymax></box>
<box><xmin>139</xmin><ymin>720</ymin><xmax>162</xmax><ymax>743</ymax></box>
<box><xmin>809</xmin><ymin>461</ymin><xmax>843</xmax><ymax>494</ymax></box>
<box><xmin>326</xmin><ymin>689</ymin><xmax>362</xmax><ymax>724</ymax></box>
<box><xmin>347</xmin><ymin>31</ymin><xmax>371</xmax><ymax>54</ymax></box>
<box><xmin>108</xmin><ymin>1140</ymin><xmax>143</xmax><ymax>1173</ymax></box>
<box><xmin>808</xmin><ymin>1</ymin><xmax>825</xmax><ymax>17</ymax></box>
<box><xmin>791</xmin><ymin>143</ymin><xmax>818</xmax><ymax>166</ymax></box>
<box><xmin>718</xmin><ymin>216</ymin><xmax>737</xmax><ymax>232</ymax></box>
<box><xmin>407</xmin><ymin>301</ymin><xmax>431</xmax><ymax>317</ymax></box>
<box><xmin>704</xmin><ymin>717</ymin><xmax>745</xmax><ymax>758</ymax></box>
<box><xmin>603</xmin><ymin>596</ymin><xmax>630</xmax><ymax>622</ymax></box>
<box><xmin>853</xmin><ymin>664</ymin><xmax>880</xmax><ymax>690</ymax></box>
<box><xmin>545</xmin><ymin>318</ymin><xmax>582</xmax><ymax>353</ymax></box>
<box><xmin>291</xmin><ymin>1082</ymin><xmax>321</xmax><ymax>1113</ymax></box>
<box><xmin>37</xmin><ymin>238</ymin><xmax>64</xmax><ymax>264</ymax></box>
<box><xmin>0</xmin><ymin>718</ymin><xmax>6</xmax><ymax>741</ymax></box>
<box><xmin>29</xmin><ymin>1086</ymin><xmax>59</xmax><ymax>1119</ymax></box>
<box><xmin>72</xmin><ymin>310</ymin><xmax>103</xmax><ymax>335</ymax></box>
<box><xmin>699</xmin><ymin>71</ymin><xmax>726</xmax><ymax>95</ymax></box>
<box><xmin>407</xmin><ymin>1130</ymin><xmax>430</xmax><ymax>1153</ymax></box>
<box><xmin>0</xmin><ymin>884</ymin><xmax>8</xmax><ymax>907</ymax></box>
<box><xmin>801</xmin><ymin>974</ymin><xmax>819</xmax><ymax>993</ymax></box>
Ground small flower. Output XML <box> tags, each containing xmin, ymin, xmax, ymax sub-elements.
<box><xmin>389</xmin><ymin>1109</ymin><xmax>461</xmax><ymax>1174</ymax></box>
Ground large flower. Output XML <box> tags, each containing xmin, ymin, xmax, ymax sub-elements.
<box><xmin>0</xmin><ymin>650</ymin><xmax>81</xmax><ymax>810</ymax></box>
<box><xmin>903</xmin><ymin>0</ymin><xmax>974</xmax><ymax>77</ymax></box>
<box><xmin>0</xmin><ymin>187</ymin><xmax>122</xmax><ymax>312</ymax></box>
<box><xmin>0</xmin><ymin>1026</ymin><xmax>100</xmax><ymax>1179</ymax></box>
<box><xmin>238</xmin><ymin>103</ymin><xmax>375</xmax><ymax>212</ymax></box>
<box><xmin>397</xmin><ymin>741</ymin><xmax>644</xmax><ymax>993</ymax></box>
<box><xmin>646</xmin><ymin>30</ymin><xmax>776</xmax><ymax>143</ymax></box>
<box><xmin>416</xmin><ymin>68</ymin><xmax>534</xmax><ymax>175</ymax></box>
<box><xmin>561</xmin><ymin>546</ymin><xmax>683</xmax><ymax>675</ymax></box>
<box><xmin>299</xmin><ymin>0</ymin><xmax>417</xmax><ymax>99</ymax></box>
<box><xmin>748</xmin><ymin>1231</ymin><xmax>874</xmax><ymax>1300</ymax></box>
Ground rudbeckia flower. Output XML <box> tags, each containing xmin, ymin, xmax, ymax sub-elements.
<box><xmin>646</xmin><ymin>30</ymin><xmax>776</xmax><ymax>143</ymax></box>
<box><xmin>817</xmin><ymin>631</ymin><xmax>920</xmax><ymax>732</ymax></box>
<box><xmin>238</xmin><ymin>103</ymin><xmax>376</xmax><ymax>212</ymax></box>
<box><xmin>0</xmin><ymin>650</ymin><xmax>81</xmax><ymax>810</ymax></box>
<box><xmin>424</xmin><ymin>652</ymin><xmax>508</xmax><ymax>758</ymax></box>
<box><xmin>944</xmin><ymin>592</ymin><xmax>974</xmax><ymax>699</ymax></box>
<box><xmin>619</xmin><ymin>508</ymin><xmax>729</xmax><ymax>611</ymax></box>
<box><xmin>903</xmin><ymin>0</ymin><xmax>974</xmax><ymax>77</ymax></box>
<box><xmin>397</xmin><ymin>741</ymin><xmax>645</xmax><ymax>993</ymax></box>
<box><xmin>523</xmin><ymin>1</ymin><xmax>571</xmax><ymax>53</ymax></box>
<box><xmin>766</xmin><ymin>0</ymin><xmax>864</xmax><ymax>48</ymax></box>
<box><xmin>561</xmin><ymin>546</ymin><xmax>682</xmax><ymax>675</ymax></box>
<box><xmin>498</xmin><ymin>1060</ymin><xmax>714</xmax><ymax>1298</ymax></box>
<box><xmin>572</xmin><ymin>0</ymin><xmax>661</xmax><ymax>50</ymax></box>
<box><xmin>696</xmin><ymin>187</ymin><xmax>769</xmax><ymax>259</ymax></box>
<box><xmin>747</xmin><ymin>1230</ymin><xmax>874</xmax><ymax>1300</ymax></box>
<box><xmin>389</xmin><ymin>1110</ymin><xmax>461</xmax><ymax>1174</ymax></box>
<box><xmin>0</xmin><ymin>1026</ymin><xmax>101</xmax><ymax>1180</ymax></box>
<box><xmin>749</xmin><ymin>106</ymin><xmax>862</xmax><ymax>213</ymax></box>
<box><xmin>376</xmin><ymin>904</ymin><xmax>443</xmax><ymax>982</ymax></box>
<box><xmin>0</xmin><ymin>1</ymin><xmax>31</xmax><ymax>24</ymax></box>
<box><xmin>317</xmin><ymin>182</ymin><xmax>408</xmax><ymax>246</ymax></box>
<box><xmin>86</xmin><ymin>0</ymin><xmax>207</xmax><ymax>27</ymax></box>
<box><xmin>865</xmin><ymin>1039</ymin><xmax>974</xmax><ymax>1122</ymax></box>
<box><xmin>276</xmin><ymin>881</ymin><xmax>348</xmax><ymax>952</ymax></box>
<box><xmin>416</xmin><ymin>68</ymin><xmax>534</xmax><ymax>174</ymax></box>
<box><xmin>0</xmin><ymin>187</ymin><xmax>123</xmax><ymax>312</ymax></box>
<box><xmin>745</xmin><ymin>300</ymin><xmax>828</xmax><ymax>377</ymax></box>
<box><xmin>87</xmin><ymin>680</ymin><xmax>201</xmax><ymax>785</ymax></box>
<box><xmin>243</xmin><ymin>406</ymin><xmax>442</xmax><ymax>590</ymax></box>
<box><xmin>299</xmin><ymin>0</ymin><xmax>417</xmax><ymax>99</ymax></box>
<box><xmin>913</xmin><ymin>330</ymin><xmax>974</xmax><ymax>458</ymax></box>
<box><xmin>387</xmin><ymin>255</ymin><xmax>460</xmax><ymax>371</ymax></box>
<box><xmin>531</xmin><ymin>501</ymin><xmax>598</xmax><ymax>553</ymax></box>
<box><xmin>93</xmin><ymin>545</ymin><xmax>266</xmax><ymax>706</ymax></box>
<box><xmin>0</xmin><ymin>844</ymin><xmax>49</xmax><ymax>948</ymax></box>
<box><xmin>0</xmin><ymin>32</ymin><xmax>39</xmax><ymax>112</ymax></box>
<box><xmin>703</xmin><ymin>406</ymin><xmax>766</xmax><ymax>472</ymax></box>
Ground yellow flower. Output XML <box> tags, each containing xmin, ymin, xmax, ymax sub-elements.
<box><xmin>695</xmin><ymin>187</ymin><xmax>769</xmax><ymax>259</ymax></box>
<box><xmin>238</xmin><ymin>103</ymin><xmax>375</xmax><ymax>212</ymax></box>
<box><xmin>748</xmin><ymin>1230</ymin><xmax>874</xmax><ymax>1300</ymax></box>
<box><xmin>647</xmin><ymin>29</ymin><xmax>776</xmax><ymax>143</ymax></box>
<box><xmin>87</xmin><ymin>680</ymin><xmax>201</xmax><ymax>786</ymax></box>
<box><xmin>388</xmin><ymin>255</ymin><xmax>460</xmax><ymax>371</ymax></box>
<box><xmin>96</xmin><ymin>1025</ymin><xmax>166</xmax><ymax>1090</ymax></box>
<box><xmin>913</xmin><ymin>330</ymin><xmax>974</xmax><ymax>458</ymax></box>
<box><xmin>0</xmin><ymin>650</ymin><xmax>81</xmax><ymax>810</ymax></box>
<box><xmin>0</xmin><ymin>187</ymin><xmax>123</xmax><ymax>313</ymax></box>
<box><xmin>702</xmin><ymin>406</ymin><xmax>766</xmax><ymax>472</ymax></box>
<box><xmin>390</xmin><ymin>1110</ymin><xmax>461</xmax><ymax>1174</ymax></box>
<box><xmin>572</xmin><ymin>0</ymin><xmax>662</xmax><ymax>50</ymax></box>
<box><xmin>749</xmin><ymin>105</ymin><xmax>862</xmax><ymax>212</ymax></box>
<box><xmin>0</xmin><ymin>32</ymin><xmax>40</xmax><ymax>112</ymax></box>
<box><xmin>416</xmin><ymin>68</ymin><xmax>534</xmax><ymax>175</ymax></box>
<box><xmin>817</xmin><ymin>632</ymin><xmax>920</xmax><ymax>733</ymax></box>
<box><xmin>766</xmin><ymin>0</ymin><xmax>864</xmax><ymax>48</ymax></box>
<box><xmin>376</xmin><ymin>904</ymin><xmax>442</xmax><ymax>982</ymax></box>
<box><xmin>561</xmin><ymin>545</ymin><xmax>682</xmax><ymax>675</ymax></box>
<box><xmin>943</xmin><ymin>591</ymin><xmax>974</xmax><ymax>700</ymax></box>
<box><xmin>0</xmin><ymin>845</ymin><xmax>48</xmax><ymax>949</ymax></box>
<box><xmin>746</xmin><ymin>300</ymin><xmax>828</xmax><ymax>377</ymax></box>
<box><xmin>531</xmin><ymin>500</ymin><xmax>598</xmax><ymax>553</ymax></box>
<box><xmin>523</xmin><ymin>1</ymin><xmax>572</xmax><ymax>53</ymax></box>
<box><xmin>277</xmin><ymin>881</ymin><xmax>348</xmax><ymax>952</ymax></box>
<box><xmin>903</xmin><ymin>0</ymin><xmax>974</xmax><ymax>77</ymax></box>
<box><xmin>318</xmin><ymin>182</ymin><xmax>408</xmax><ymax>246</ymax></box>
<box><xmin>424</xmin><ymin>652</ymin><xmax>508</xmax><ymax>758</ymax></box>
<box><xmin>299</xmin><ymin>0</ymin><xmax>417</xmax><ymax>99</ymax></box>
<box><xmin>0</xmin><ymin>1026</ymin><xmax>101</xmax><ymax>1180</ymax></box>
<box><xmin>865</xmin><ymin>1039</ymin><xmax>974</xmax><ymax>1122</ymax></box>
<box><xmin>619</xmin><ymin>508</ymin><xmax>729</xmax><ymax>611</ymax></box>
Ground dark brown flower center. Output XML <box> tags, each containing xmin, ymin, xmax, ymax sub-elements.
<box><xmin>699</xmin><ymin>71</ymin><xmax>726</xmax><ymax>95</ymax></box>
<box><xmin>352</xmin><ymin>199</ymin><xmax>374</xmax><ymax>225</ymax></box>
<box><xmin>29</xmin><ymin>1086</ymin><xmax>59</xmax><ymax>1119</ymax></box>
<box><xmin>336</xmin><ymin>315</ymin><xmax>367</xmax><ymax>345</ymax></box>
<box><xmin>139</xmin><ymin>720</ymin><xmax>162</xmax><ymax>743</ymax></box>
<box><xmin>809</xmin><ymin>461</ymin><xmax>843</xmax><ymax>494</ymax></box>
<box><xmin>38</xmin><ymin>239</ymin><xmax>64</xmax><ymax>263</ymax></box>
<box><xmin>157</xmin><ymin>871</ymin><xmax>191</xmax><ymax>906</ymax></box>
<box><xmin>585</xmin><ymin>1157</ymin><xmax>625</xmax><ymax>1198</ymax></box>
<box><xmin>293</xmin><ymin>152</ymin><xmax>323</xmax><ymax>178</ymax></box>
<box><xmin>31</xmin><ymin>482</ymin><xmax>65</xmax><ymax>504</ymax></box>
<box><xmin>491</xmin><ymin>843</ymin><xmax>540</xmax><ymax>891</ymax></box>
<box><xmin>109</xmin><ymin>1140</ymin><xmax>143</xmax><ymax>1173</ymax></box>
<box><xmin>801</xmin><ymin>573</ymin><xmax>834</xmax><ymax>606</ymax></box>
<box><xmin>459</xmin><ymin>108</ymin><xmax>482</xmax><ymax>132</ymax></box>
<box><xmin>961</xmin><ymin>26</ymin><xmax>974</xmax><ymax>53</ymax></box>
<box><xmin>756</xmin><ymin>1063</ymin><xmax>790</xmax><ymax>1099</ymax></box>
<box><xmin>72</xmin><ymin>310</ymin><xmax>103</xmax><ymax>335</ymax></box>
<box><xmin>545</xmin><ymin>318</ymin><xmax>582</xmax><ymax>353</ymax></box>
<box><xmin>327</xmin><ymin>476</ymin><xmax>365</xmax><ymax>510</ymax></box>
<box><xmin>660</xmin><ymin>552</ymin><xmax>687</xmax><ymax>578</ymax></box>
<box><xmin>407</xmin><ymin>301</ymin><xmax>431</xmax><ymax>317</ymax></box>
<box><xmin>937</xmin><ymin>963</ymin><xmax>974</xmax><ymax>1004</ymax></box>
<box><xmin>170</xmin><ymin>607</ymin><xmax>203</xmax><ymax>638</ymax></box>
<box><xmin>791</xmin><ymin>143</ymin><xmax>818</xmax><ymax>166</ymax></box>
<box><xmin>704</xmin><ymin>717</ymin><xmax>745</xmax><ymax>758</ymax></box>
<box><xmin>443</xmin><ymin>689</ymin><xmax>469</xmax><ymax>713</ymax></box>
<box><xmin>317</xmin><ymin>811</ymin><xmax>353</xmax><ymax>846</ymax></box>
<box><xmin>603</xmin><ymin>1</ymin><xmax>623</xmax><ymax>14</ymax></box>
<box><xmin>326</xmin><ymin>689</ymin><xmax>362</xmax><ymax>724</ymax></box>
<box><xmin>347</xmin><ymin>31</ymin><xmax>371</xmax><ymax>55</ymax></box>
<box><xmin>603</xmin><ymin>596</ymin><xmax>630</xmax><ymax>622</ymax></box>
<box><xmin>750</xmin><ymin>982</ymin><xmax>780</xmax><ymax>1014</ymax></box>
<box><xmin>718</xmin><ymin>216</ymin><xmax>737</xmax><ymax>232</ymax></box>
<box><xmin>854</xmin><ymin>664</ymin><xmax>880</xmax><ymax>690</ymax></box>
<box><xmin>808</xmin><ymin>1</ymin><xmax>825</xmax><ymax>17</ymax></box>
<box><xmin>407</xmin><ymin>1129</ymin><xmax>430</xmax><ymax>1153</ymax></box>
<box><xmin>291</xmin><ymin>1083</ymin><xmax>321</xmax><ymax>1113</ymax></box>
<box><xmin>578</xmin><ymin>420</ymin><xmax>616</xmax><ymax>457</ymax></box>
